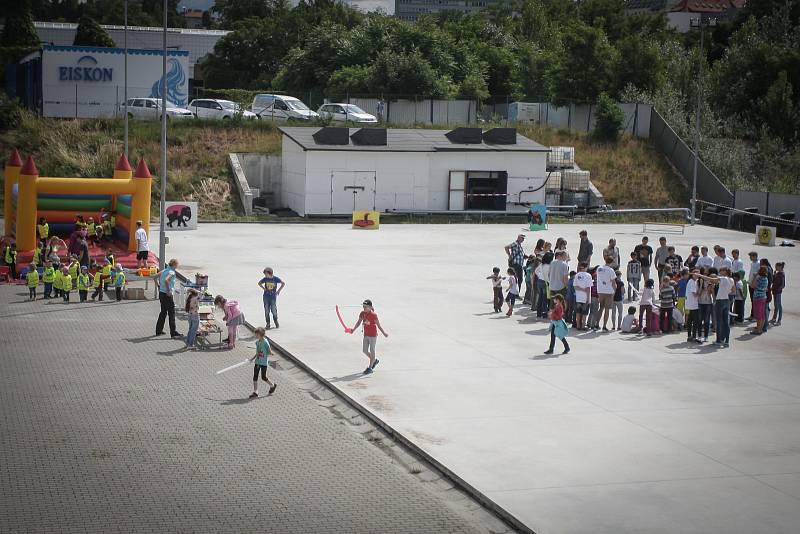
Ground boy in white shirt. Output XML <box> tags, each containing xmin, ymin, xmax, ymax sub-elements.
<box><xmin>573</xmin><ymin>262</ymin><xmax>593</xmax><ymax>330</ymax></box>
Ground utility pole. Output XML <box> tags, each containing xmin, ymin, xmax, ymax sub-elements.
<box><xmin>158</xmin><ymin>0</ymin><xmax>168</xmax><ymax>268</ymax></box>
<box><xmin>123</xmin><ymin>0</ymin><xmax>128</xmax><ymax>157</ymax></box>
<box><xmin>689</xmin><ymin>16</ymin><xmax>717</xmax><ymax>225</ymax></box>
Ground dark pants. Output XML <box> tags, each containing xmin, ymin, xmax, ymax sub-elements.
<box><xmin>63</xmin><ymin>290</ymin><xmax>70</xmax><ymax>302</ymax></box>
<box><xmin>638</xmin><ymin>304</ymin><xmax>652</xmax><ymax>333</ymax></box>
<box><xmin>566</xmin><ymin>296</ymin><xmax>576</xmax><ymax>325</ymax></box>
<box><xmin>44</xmin><ymin>282</ymin><xmax>52</xmax><ymax>298</ymax></box>
<box><xmin>29</xmin><ymin>287</ymin><xmax>36</xmax><ymax>299</ymax></box>
<box><xmin>492</xmin><ymin>287</ymin><xmax>503</xmax><ymax>312</ymax></box>
<box><xmin>91</xmin><ymin>286</ymin><xmax>103</xmax><ymax>301</ymax></box>
<box><xmin>6</xmin><ymin>261</ymin><xmax>16</xmax><ymax>279</ymax></box>
<box><xmin>536</xmin><ymin>279</ymin><xmax>548</xmax><ymax>317</ymax></box>
<box><xmin>115</xmin><ymin>287</ymin><xmax>122</xmax><ymax>301</ymax></box>
<box><xmin>687</xmin><ymin>309</ymin><xmax>699</xmax><ymax>339</ymax></box>
<box><xmin>253</xmin><ymin>364</ymin><xmax>269</xmax><ymax>382</ymax></box>
<box><xmin>156</xmin><ymin>292</ymin><xmax>177</xmax><ymax>335</ymax></box>
<box><xmin>263</xmin><ymin>296</ymin><xmax>278</xmax><ymax>326</ymax></box>
<box><xmin>512</xmin><ymin>263</ymin><xmax>523</xmax><ymax>294</ymax></box>
<box><xmin>548</xmin><ymin>324</ymin><xmax>570</xmax><ymax>352</ymax></box>
<box><xmin>734</xmin><ymin>299</ymin><xmax>745</xmax><ymax>322</ymax></box>
<box><xmin>699</xmin><ymin>303</ymin><xmax>713</xmax><ymax>339</ymax></box>
<box><xmin>660</xmin><ymin>306</ymin><xmax>673</xmax><ymax>333</ymax></box>
<box><xmin>715</xmin><ymin>299</ymin><xmax>731</xmax><ymax>343</ymax></box>
<box><xmin>79</xmin><ymin>289</ymin><xmax>88</xmax><ymax>302</ymax></box>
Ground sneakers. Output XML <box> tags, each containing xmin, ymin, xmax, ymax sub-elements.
<box><xmin>268</xmin><ymin>384</ymin><xmax>277</xmax><ymax>395</ymax></box>
<box><xmin>562</xmin><ymin>348</ymin><xmax>570</xmax><ymax>354</ymax></box>
<box><xmin>371</xmin><ymin>359</ymin><xmax>380</xmax><ymax>370</ymax></box>
<box><xmin>249</xmin><ymin>392</ymin><xmax>258</xmax><ymax>398</ymax></box>
<box><xmin>543</xmin><ymin>349</ymin><xmax>554</xmax><ymax>355</ymax></box>
<box><xmin>363</xmin><ymin>367</ymin><xmax>373</xmax><ymax>375</ymax></box>
<box><xmin>171</xmin><ymin>332</ymin><xmax>183</xmax><ymax>339</ymax></box>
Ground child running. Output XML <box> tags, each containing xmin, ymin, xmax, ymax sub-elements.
<box><xmin>350</xmin><ymin>299</ymin><xmax>388</xmax><ymax>374</ymax></box>
<box><xmin>248</xmin><ymin>327</ymin><xmax>277</xmax><ymax>398</ymax></box>
<box><xmin>543</xmin><ymin>294</ymin><xmax>570</xmax><ymax>355</ymax></box>
<box><xmin>486</xmin><ymin>267</ymin><xmax>504</xmax><ymax>313</ymax></box>
<box><xmin>26</xmin><ymin>263</ymin><xmax>39</xmax><ymax>300</ymax></box>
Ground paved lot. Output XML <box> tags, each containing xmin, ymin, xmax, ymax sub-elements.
<box><xmin>154</xmin><ymin>222</ymin><xmax>800</xmax><ymax>534</ymax></box>
<box><xmin>0</xmin><ymin>285</ymin><xmax>507</xmax><ymax>534</ymax></box>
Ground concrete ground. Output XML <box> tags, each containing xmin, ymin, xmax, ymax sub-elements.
<box><xmin>0</xmin><ymin>285</ymin><xmax>509</xmax><ymax>534</ymax></box>
<box><xmin>153</xmin><ymin>222</ymin><xmax>800</xmax><ymax>534</ymax></box>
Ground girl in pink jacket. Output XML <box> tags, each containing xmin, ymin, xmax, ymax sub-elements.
<box><xmin>214</xmin><ymin>295</ymin><xmax>245</xmax><ymax>349</ymax></box>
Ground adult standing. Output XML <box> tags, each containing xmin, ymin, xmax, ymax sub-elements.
<box><xmin>504</xmin><ymin>234</ymin><xmax>526</xmax><ymax>296</ymax></box>
<box><xmin>577</xmin><ymin>230</ymin><xmax>593</xmax><ymax>266</ymax></box>
<box><xmin>696</xmin><ymin>246</ymin><xmax>714</xmax><ymax>270</ymax></box>
<box><xmin>596</xmin><ymin>256</ymin><xmax>617</xmax><ymax>331</ymax></box>
<box><xmin>713</xmin><ymin>246</ymin><xmax>732</xmax><ymax>272</ymax></box>
<box><xmin>654</xmin><ymin>237</ymin><xmax>669</xmax><ymax>280</ymax></box>
<box><xmin>135</xmin><ymin>220</ymin><xmax>149</xmax><ymax>269</ymax></box>
<box><xmin>712</xmin><ymin>267</ymin><xmax>734</xmax><ymax>347</ymax></box>
<box><xmin>634</xmin><ymin>237</ymin><xmax>654</xmax><ymax>284</ymax></box>
<box><xmin>77</xmin><ymin>237</ymin><xmax>90</xmax><ymax>268</ymax></box>
<box><xmin>573</xmin><ymin>262</ymin><xmax>593</xmax><ymax>330</ymax></box>
<box><xmin>549</xmin><ymin>251</ymin><xmax>569</xmax><ymax>302</ymax></box>
<box><xmin>155</xmin><ymin>258</ymin><xmax>182</xmax><ymax>339</ymax></box>
<box><xmin>602</xmin><ymin>238</ymin><xmax>620</xmax><ymax>270</ymax></box>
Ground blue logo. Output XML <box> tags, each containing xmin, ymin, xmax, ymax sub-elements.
<box><xmin>59</xmin><ymin>55</ymin><xmax>113</xmax><ymax>82</ymax></box>
<box><xmin>149</xmin><ymin>58</ymin><xmax>187</xmax><ymax>107</ymax></box>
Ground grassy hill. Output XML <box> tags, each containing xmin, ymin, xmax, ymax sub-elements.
<box><xmin>1</xmin><ymin>113</ymin><xmax>686</xmax><ymax>220</ymax></box>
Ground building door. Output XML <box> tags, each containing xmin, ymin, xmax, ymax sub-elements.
<box><xmin>465</xmin><ymin>171</ymin><xmax>507</xmax><ymax>210</ymax></box>
<box><xmin>448</xmin><ymin>171</ymin><xmax>466</xmax><ymax>210</ymax></box>
<box><xmin>330</xmin><ymin>171</ymin><xmax>377</xmax><ymax>214</ymax></box>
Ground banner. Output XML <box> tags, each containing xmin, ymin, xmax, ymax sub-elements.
<box><xmin>755</xmin><ymin>225</ymin><xmax>776</xmax><ymax>247</ymax></box>
<box><xmin>352</xmin><ymin>211</ymin><xmax>380</xmax><ymax>229</ymax></box>
<box><xmin>528</xmin><ymin>204</ymin><xmax>547</xmax><ymax>231</ymax></box>
<box><xmin>164</xmin><ymin>201</ymin><xmax>197</xmax><ymax>231</ymax></box>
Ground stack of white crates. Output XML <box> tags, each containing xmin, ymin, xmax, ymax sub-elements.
<box><xmin>547</xmin><ymin>146</ymin><xmax>575</xmax><ymax>169</ymax></box>
<box><xmin>561</xmin><ymin>170</ymin><xmax>590</xmax><ymax>207</ymax></box>
<box><xmin>545</xmin><ymin>171</ymin><xmax>562</xmax><ymax>206</ymax></box>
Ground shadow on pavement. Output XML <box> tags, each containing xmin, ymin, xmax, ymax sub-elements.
<box><xmin>329</xmin><ymin>372</ymin><xmax>369</xmax><ymax>383</ymax></box>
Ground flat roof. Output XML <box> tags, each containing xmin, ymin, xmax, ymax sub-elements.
<box><xmin>280</xmin><ymin>127</ymin><xmax>549</xmax><ymax>153</ymax></box>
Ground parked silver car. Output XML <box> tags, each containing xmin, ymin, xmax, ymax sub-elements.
<box><xmin>317</xmin><ymin>103</ymin><xmax>378</xmax><ymax>123</ymax></box>
<box><xmin>250</xmin><ymin>94</ymin><xmax>318</xmax><ymax>121</ymax></box>
<box><xmin>124</xmin><ymin>98</ymin><xmax>194</xmax><ymax>120</ymax></box>
<box><xmin>188</xmin><ymin>99</ymin><xmax>257</xmax><ymax>120</ymax></box>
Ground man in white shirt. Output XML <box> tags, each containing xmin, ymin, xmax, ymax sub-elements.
<box><xmin>602</xmin><ymin>238</ymin><xmax>620</xmax><ymax>270</ymax></box>
<box><xmin>696</xmin><ymin>246</ymin><xmax>714</xmax><ymax>269</ymax></box>
<box><xmin>548</xmin><ymin>251</ymin><xmax>569</xmax><ymax>300</ymax></box>
<box><xmin>573</xmin><ymin>262</ymin><xmax>593</xmax><ymax>330</ymax></box>
<box><xmin>713</xmin><ymin>267</ymin><xmax>734</xmax><ymax>346</ymax></box>
<box><xmin>684</xmin><ymin>269</ymin><xmax>701</xmax><ymax>342</ymax></box>
<box><xmin>135</xmin><ymin>220</ymin><xmax>149</xmax><ymax>269</ymax></box>
<box><xmin>654</xmin><ymin>236</ymin><xmax>669</xmax><ymax>279</ymax></box>
<box><xmin>596</xmin><ymin>256</ymin><xmax>617</xmax><ymax>330</ymax></box>
<box><xmin>713</xmin><ymin>246</ymin><xmax>732</xmax><ymax>271</ymax></box>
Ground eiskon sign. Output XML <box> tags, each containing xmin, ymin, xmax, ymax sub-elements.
<box><xmin>58</xmin><ymin>55</ymin><xmax>113</xmax><ymax>82</ymax></box>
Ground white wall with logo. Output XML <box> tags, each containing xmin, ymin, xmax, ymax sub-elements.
<box><xmin>40</xmin><ymin>44</ymin><xmax>189</xmax><ymax>118</ymax></box>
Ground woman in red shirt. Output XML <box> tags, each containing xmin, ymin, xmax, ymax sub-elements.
<box><xmin>544</xmin><ymin>294</ymin><xmax>570</xmax><ymax>355</ymax></box>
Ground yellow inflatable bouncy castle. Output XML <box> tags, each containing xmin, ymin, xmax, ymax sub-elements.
<box><xmin>4</xmin><ymin>150</ymin><xmax>152</xmax><ymax>253</ymax></box>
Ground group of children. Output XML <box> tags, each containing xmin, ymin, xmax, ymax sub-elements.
<box><xmin>22</xmin><ymin>249</ymin><xmax>126</xmax><ymax>303</ymax></box>
<box><xmin>491</xmin><ymin>233</ymin><xmax>788</xmax><ymax>353</ymax></box>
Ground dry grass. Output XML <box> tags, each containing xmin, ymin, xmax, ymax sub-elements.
<box><xmin>517</xmin><ymin>124</ymin><xmax>688</xmax><ymax>208</ymax></box>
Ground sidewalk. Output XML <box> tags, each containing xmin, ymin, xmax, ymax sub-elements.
<box><xmin>0</xmin><ymin>285</ymin><xmax>507</xmax><ymax>534</ymax></box>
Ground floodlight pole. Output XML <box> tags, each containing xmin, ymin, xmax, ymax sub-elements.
<box><xmin>158</xmin><ymin>0</ymin><xmax>168</xmax><ymax>268</ymax></box>
<box><xmin>690</xmin><ymin>16</ymin><xmax>716</xmax><ymax>226</ymax></box>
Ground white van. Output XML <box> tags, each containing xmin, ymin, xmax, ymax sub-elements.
<box><xmin>250</xmin><ymin>94</ymin><xmax>319</xmax><ymax>121</ymax></box>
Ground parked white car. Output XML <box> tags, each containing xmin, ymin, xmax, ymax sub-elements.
<box><xmin>317</xmin><ymin>103</ymin><xmax>377</xmax><ymax>123</ymax></box>
<box><xmin>124</xmin><ymin>98</ymin><xmax>194</xmax><ymax>120</ymax></box>
<box><xmin>250</xmin><ymin>94</ymin><xmax>318</xmax><ymax>121</ymax></box>
<box><xmin>188</xmin><ymin>99</ymin><xmax>257</xmax><ymax>120</ymax></box>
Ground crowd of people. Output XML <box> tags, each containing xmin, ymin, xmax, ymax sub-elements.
<box><xmin>497</xmin><ymin>231</ymin><xmax>787</xmax><ymax>354</ymax></box>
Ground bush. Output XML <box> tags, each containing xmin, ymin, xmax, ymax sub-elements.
<box><xmin>0</xmin><ymin>93</ymin><xmax>23</xmax><ymax>130</ymax></box>
<box><xmin>593</xmin><ymin>92</ymin><xmax>624</xmax><ymax>143</ymax></box>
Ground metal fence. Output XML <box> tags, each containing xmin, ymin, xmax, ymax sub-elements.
<box><xmin>648</xmin><ymin>107</ymin><xmax>733</xmax><ymax>207</ymax></box>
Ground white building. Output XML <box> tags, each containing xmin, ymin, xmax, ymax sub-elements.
<box><xmin>279</xmin><ymin>127</ymin><xmax>549</xmax><ymax>216</ymax></box>
<box><xmin>19</xmin><ymin>44</ymin><xmax>190</xmax><ymax>118</ymax></box>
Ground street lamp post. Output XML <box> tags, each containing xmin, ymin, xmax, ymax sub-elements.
<box><xmin>689</xmin><ymin>16</ymin><xmax>717</xmax><ymax>226</ymax></box>
<box><xmin>158</xmin><ymin>0</ymin><xmax>168</xmax><ymax>268</ymax></box>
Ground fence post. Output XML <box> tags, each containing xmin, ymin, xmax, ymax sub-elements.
<box><xmin>587</xmin><ymin>104</ymin><xmax>592</xmax><ymax>132</ymax></box>
<box><xmin>75</xmin><ymin>84</ymin><xmax>78</xmax><ymax>118</ymax></box>
<box><xmin>633</xmin><ymin>103</ymin><xmax>639</xmax><ymax>137</ymax></box>
<box><xmin>567</xmin><ymin>102</ymin><xmax>572</xmax><ymax>129</ymax></box>
<box><xmin>430</xmin><ymin>97</ymin><xmax>434</xmax><ymax>124</ymax></box>
<box><xmin>505</xmin><ymin>95</ymin><xmax>509</xmax><ymax>126</ymax></box>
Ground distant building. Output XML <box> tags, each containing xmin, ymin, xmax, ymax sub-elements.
<box><xmin>181</xmin><ymin>8</ymin><xmax>207</xmax><ymax>29</ymax></box>
<box><xmin>395</xmin><ymin>0</ymin><xmax>496</xmax><ymax>23</ymax></box>
<box><xmin>27</xmin><ymin>21</ymin><xmax>228</xmax><ymax>79</ymax></box>
<box><xmin>624</xmin><ymin>0</ymin><xmax>745</xmax><ymax>31</ymax></box>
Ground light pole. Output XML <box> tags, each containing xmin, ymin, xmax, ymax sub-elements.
<box><xmin>689</xmin><ymin>16</ymin><xmax>716</xmax><ymax>225</ymax></box>
<box><xmin>123</xmin><ymin>0</ymin><xmax>128</xmax><ymax>157</ymax></box>
<box><xmin>158</xmin><ymin>0</ymin><xmax>168</xmax><ymax>268</ymax></box>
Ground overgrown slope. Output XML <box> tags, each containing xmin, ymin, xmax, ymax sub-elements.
<box><xmin>1</xmin><ymin>114</ymin><xmax>685</xmax><ymax>219</ymax></box>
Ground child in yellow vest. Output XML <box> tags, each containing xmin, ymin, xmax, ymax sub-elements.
<box><xmin>61</xmin><ymin>267</ymin><xmax>72</xmax><ymax>303</ymax></box>
<box><xmin>102</xmin><ymin>219</ymin><xmax>112</xmax><ymax>239</ymax></box>
<box><xmin>32</xmin><ymin>242</ymin><xmax>44</xmax><ymax>268</ymax></box>
<box><xmin>26</xmin><ymin>264</ymin><xmax>39</xmax><ymax>301</ymax></box>
<box><xmin>90</xmin><ymin>266</ymin><xmax>106</xmax><ymax>301</ymax></box>
<box><xmin>101</xmin><ymin>259</ymin><xmax>113</xmax><ymax>290</ymax></box>
<box><xmin>68</xmin><ymin>256</ymin><xmax>80</xmax><ymax>289</ymax></box>
<box><xmin>77</xmin><ymin>266</ymin><xmax>91</xmax><ymax>302</ymax></box>
<box><xmin>87</xmin><ymin>218</ymin><xmax>96</xmax><ymax>243</ymax></box>
<box><xmin>42</xmin><ymin>261</ymin><xmax>55</xmax><ymax>299</ymax></box>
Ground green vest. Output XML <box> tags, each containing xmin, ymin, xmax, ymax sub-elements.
<box><xmin>77</xmin><ymin>273</ymin><xmax>90</xmax><ymax>290</ymax></box>
<box><xmin>4</xmin><ymin>247</ymin><xmax>15</xmax><ymax>263</ymax></box>
<box><xmin>43</xmin><ymin>267</ymin><xmax>55</xmax><ymax>283</ymax></box>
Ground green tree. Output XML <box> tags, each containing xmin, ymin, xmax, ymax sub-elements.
<box><xmin>613</xmin><ymin>34</ymin><xmax>662</xmax><ymax>97</ymax></box>
<box><xmin>549</xmin><ymin>22</ymin><xmax>616</xmax><ymax>104</ymax></box>
<box><xmin>1</xmin><ymin>0</ymin><xmax>40</xmax><ymax>47</ymax></box>
<box><xmin>73</xmin><ymin>15</ymin><xmax>116</xmax><ymax>47</ymax></box>
<box><xmin>593</xmin><ymin>92</ymin><xmax>624</xmax><ymax>142</ymax></box>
